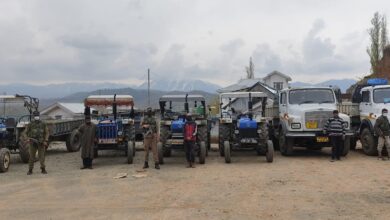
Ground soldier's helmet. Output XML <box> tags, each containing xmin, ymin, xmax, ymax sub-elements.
<box><xmin>33</xmin><ymin>111</ymin><xmax>40</xmax><ymax>116</ymax></box>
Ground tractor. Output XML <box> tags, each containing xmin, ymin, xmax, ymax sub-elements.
<box><xmin>218</xmin><ymin>92</ymin><xmax>274</xmax><ymax>163</ymax></box>
<box><xmin>84</xmin><ymin>95</ymin><xmax>136</xmax><ymax>164</ymax></box>
<box><xmin>157</xmin><ymin>94</ymin><xmax>209</xmax><ymax>164</ymax></box>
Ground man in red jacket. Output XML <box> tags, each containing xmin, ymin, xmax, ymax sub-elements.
<box><xmin>183</xmin><ymin>113</ymin><xmax>197</xmax><ymax>168</ymax></box>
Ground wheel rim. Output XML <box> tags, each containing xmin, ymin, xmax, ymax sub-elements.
<box><xmin>4</xmin><ymin>152</ymin><xmax>10</xmax><ymax>169</ymax></box>
<box><xmin>361</xmin><ymin>133</ymin><xmax>370</xmax><ymax>151</ymax></box>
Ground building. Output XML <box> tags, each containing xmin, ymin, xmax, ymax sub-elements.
<box><xmin>41</xmin><ymin>102</ymin><xmax>86</xmax><ymax>119</ymax></box>
<box><xmin>262</xmin><ymin>71</ymin><xmax>292</xmax><ymax>91</ymax></box>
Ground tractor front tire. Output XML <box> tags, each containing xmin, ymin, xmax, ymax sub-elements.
<box><xmin>157</xmin><ymin>142</ymin><xmax>164</xmax><ymax>164</ymax></box>
<box><xmin>127</xmin><ymin>141</ymin><xmax>134</xmax><ymax>164</ymax></box>
<box><xmin>0</xmin><ymin>148</ymin><xmax>11</xmax><ymax>173</ymax></box>
<box><xmin>199</xmin><ymin>141</ymin><xmax>206</xmax><ymax>164</ymax></box>
<box><xmin>266</xmin><ymin>140</ymin><xmax>274</xmax><ymax>163</ymax></box>
<box><xmin>224</xmin><ymin>141</ymin><xmax>231</xmax><ymax>163</ymax></box>
<box><xmin>219</xmin><ymin>124</ymin><xmax>230</xmax><ymax>157</ymax></box>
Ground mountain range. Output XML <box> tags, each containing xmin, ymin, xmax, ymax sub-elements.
<box><xmin>290</xmin><ymin>79</ymin><xmax>357</xmax><ymax>92</ymax></box>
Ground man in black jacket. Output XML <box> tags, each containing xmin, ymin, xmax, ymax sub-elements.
<box><xmin>324</xmin><ymin>110</ymin><xmax>346</xmax><ymax>162</ymax></box>
<box><xmin>374</xmin><ymin>108</ymin><xmax>390</xmax><ymax>160</ymax></box>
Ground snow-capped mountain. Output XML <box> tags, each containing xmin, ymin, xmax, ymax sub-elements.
<box><xmin>137</xmin><ymin>79</ymin><xmax>221</xmax><ymax>93</ymax></box>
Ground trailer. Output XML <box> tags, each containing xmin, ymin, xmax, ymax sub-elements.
<box><xmin>0</xmin><ymin>95</ymin><xmax>83</xmax><ymax>172</ymax></box>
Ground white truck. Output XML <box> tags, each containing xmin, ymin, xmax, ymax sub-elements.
<box><xmin>266</xmin><ymin>87</ymin><xmax>353</xmax><ymax>156</ymax></box>
<box><xmin>346</xmin><ymin>79</ymin><xmax>390</xmax><ymax>155</ymax></box>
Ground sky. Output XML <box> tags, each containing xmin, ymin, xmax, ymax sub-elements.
<box><xmin>0</xmin><ymin>0</ymin><xmax>389</xmax><ymax>87</ymax></box>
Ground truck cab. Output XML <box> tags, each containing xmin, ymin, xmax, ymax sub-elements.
<box><xmin>351</xmin><ymin>78</ymin><xmax>390</xmax><ymax>155</ymax></box>
<box><xmin>274</xmin><ymin>87</ymin><xmax>352</xmax><ymax>156</ymax></box>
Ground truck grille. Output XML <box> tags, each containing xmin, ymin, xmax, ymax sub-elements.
<box><xmin>305</xmin><ymin>111</ymin><xmax>333</xmax><ymax>129</ymax></box>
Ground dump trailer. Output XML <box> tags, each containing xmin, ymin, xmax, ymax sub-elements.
<box><xmin>158</xmin><ymin>94</ymin><xmax>209</xmax><ymax>164</ymax></box>
<box><xmin>218</xmin><ymin>92</ymin><xmax>273</xmax><ymax>163</ymax></box>
<box><xmin>342</xmin><ymin>78</ymin><xmax>390</xmax><ymax>156</ymax></box>
<box><xmin>266</xmin><ymin>87</ymin><xmax>353</xmax><ymax>156</ymax></box>
<box><xmin>84</xmin><ymin>95</ymin><xmax>136</xmax><ymax>164</ymax></box>
<box><xmin>0</xmin><ymin>95</ymin><xmax>83</xmax><ymax>173</ymax></box>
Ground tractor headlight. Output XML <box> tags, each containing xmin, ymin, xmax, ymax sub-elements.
<box><xmin>118</xmin><ymin>131</ymin><xmax>123</xmax><ymax>136</ymax></box>
<box><xmin>257</xmin><ymin>129</ymin><xmax>262</xmax><ymax>134</ymax></box>
<box><xmin>234</xmin><ymin>130</ymin><xmax>239</xmax><ymax>134</ymax></box>
<box><xmin>291</xmin><ymin>123</ymin><xmax>301</xmax><ymax>129</ymax></box>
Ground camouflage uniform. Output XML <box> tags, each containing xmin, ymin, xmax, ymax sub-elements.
<box><xmin>24</xmin><ymin>120</ymin><xmax>49</xmax><ymax>171</ymax></box>
<box><xmin>141</xmin><ymin>115</ymin><xmax>158</xmax><ymax>163</ymax></box>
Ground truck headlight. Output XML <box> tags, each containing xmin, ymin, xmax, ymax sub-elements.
<box><xmin>291</xmin><ymin>123</ymin><xmax>301</xmax><ymax>129</ymax></box>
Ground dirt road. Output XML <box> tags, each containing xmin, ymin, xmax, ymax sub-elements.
<box><xmin>1</xmin><ymin>143</ymin><xmax>390</xmax><ymax>220</ymax></box>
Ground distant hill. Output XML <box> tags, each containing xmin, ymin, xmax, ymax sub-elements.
<box><xmin>290</xmin><ymin>79</ymin><xmax>357</xmax><ymax>92</ymax></box>
<box><xmin>137</xmin><ymin>79</ymin><xmax>221</xmax><ymax>94</ymax></box>
<box><xmin>40</xmin><ymin>88</ymin><xmax>217</xmax><ymax>109</ymax></box>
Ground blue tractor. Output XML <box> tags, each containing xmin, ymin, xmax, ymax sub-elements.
<box><xmin>157</xmin><ymin>94</ymin><xmax>209</xmax><ymax>164</ymax></box>
<box><xmin>218</xmin><ymin>92</ymin><xmax>274</xmax><ymax>163</ymax></box>
<box><xmin>84</xmin><ymin>95</ymin><xmax>136</xmax><ymax>164</ymax></box>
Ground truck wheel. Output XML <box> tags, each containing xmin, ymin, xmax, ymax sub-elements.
<box><xmin>127</xmin><ymin>142</ymin><xmax>134</xmax><ymax>164</ymax></box>
<box><xmin>199</xmin><ymin>141</ymin><xmax>206</xmax><ymax>164</ymax></box>
<box><xmin>224</xmin><ymin>141</ymin><xmax>231</xmax><ymax>163</ymax></box>
<box><xmin>279</xmin><ymin>133</ymin><xmax>293</xmax><ymax>156</ymax></box>
<box><xmin>342</xmin><ymin>136</ymin><xmax>350</xmax><ymax>156</ymax></box>
<box><xmin>66</xmin><ymin>129</ymin><xmax>81</xmax><ymax>152</ymax></box>
<box><xmin>0</xmin><ymin>148</ymin><xmax>11</xmax><ymax>173</ymax></box>
<box><xmin>18</xmin><ymin>141</ymin><xmax>30</xmax><ymax>163</ymax></box>
<box><xmin>219</xmin><ymin>124</ymin><xmax>230</xmax><ymax>157</ymax></box>
<box><xmin>361</xmin><ymin>128</ymin><xmax>377</xmax><ymax>156</ymax></box>
<box><xmin>266</xmin><ymin>140</ymin><xmax>274</xmax><ymax>163</ymax></box>
<box><xmin>157</xmin><ymin>142</ymin><xmax>164</xmax><ymax>164</ymax></box>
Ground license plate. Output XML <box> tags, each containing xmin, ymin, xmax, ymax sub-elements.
<box><xmin>316</xmin><ymin>136</ymin><xmax>329</xmax><ymax>143</ymax></box>
<box><xmin>169</xmin><ymin>139</ymin><xmax>183</xmax><ymax>145</ymax></box>
<box><xmin>99</xmin><ymin>139</ymin><xmax>116</xmax><ymax>144</ymax></box>
<box><xmin>306</xmin><ymin>121</ymin><xmax>318</xmax><ymax>129</ymax></box>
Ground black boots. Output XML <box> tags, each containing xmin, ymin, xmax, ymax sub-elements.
<box><xmin>143</xmin><ymin>162</ymin><xmax>149</xmax><ymax>169</ymax></box>
<box><xmin>27</xmin><ymin>169</ymin><xmax>33</xmax><ymax>175</ymax></box>
<box><xmin>41</xmin><ymin>168</ymin><xmax>47</xmax><ymax>174</ymax></box>
<box><xmin>155</xmin><ymin>162</ymin><xmax>160</xmax><ymax>170</ymax></box>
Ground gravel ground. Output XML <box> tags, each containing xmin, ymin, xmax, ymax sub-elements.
<box><xmin>1</xmin><ymin>142</ymin><xmax>390</xmax><ymax>220</ymax></box>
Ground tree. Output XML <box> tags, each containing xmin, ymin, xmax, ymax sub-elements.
<box><xmin>245</xmin><ymin>57</ymin><xmax>255</xmax><ymax>79</ymax></box>
<box><xmin>367</xmin><ymin>12</ymin><xmax>389</xmax><ymax>74</ymax></box>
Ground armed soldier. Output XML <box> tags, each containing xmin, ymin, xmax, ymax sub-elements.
<box><xmin>141</xmin><ymin>107</ymin><xmax>160</xmax><ymax>170</ymax></box>
<box><xmin>374</xmin><ymin>108</ymin><xmax>390</xmax><ymax>160</ymax></box>
<box><xmin>24</xmin><ymin>111</ymin><xmax>49</xmax><ymax>175</ymax></box>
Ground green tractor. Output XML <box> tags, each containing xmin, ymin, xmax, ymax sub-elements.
<box><xmin>218</xmin><ymin>92</ymin><xmax>274</xmax><ymax>163</ymax></box>
<box><xmin>157</xmin><ymin>94</ymin><xmax>210</xmax><ymax>164</ymax></box>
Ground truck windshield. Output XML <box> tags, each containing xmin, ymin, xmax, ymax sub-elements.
<box><xmin>289</xmin><ymin>89</ymin><xmax>335</xmax><ymax>105</ymax></box>
<box><xmin>374</xmin><ymin>88</ymin><xmax>390</xmax><ymax>103</ymax></box>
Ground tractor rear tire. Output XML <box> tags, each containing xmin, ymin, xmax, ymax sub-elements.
<box><xmin>219</xmin><ymin>124</ymin><xmax>230</xmax><ymax>157</ymax></box>
<box><xmin>224</xmin><ymin>141</ymin><xmax>231</xmax><ymax>163</ymax></box>
<box><xmin>66</xmin><ymin>129</ymin><xmax>81</xmax><ymax>152</ymax></box>
<box><xmin>360</xmin><ymin>128</ymin><xmax>377</xmax><ymax>156</ymax></box>
<box><xmin>342</xmin><ymin>136</ymin><xmax>350</xmax><ymax>156</ymax></box>
<box><xmin>279</xmin><ymin>131</ymin><xmax>293</xmax><ymax>156</ymax></box>
<box><xmin>157</xmin><ymin>142</ymin><xmax>164</xmax><ymax>164</ymax></box>
<box><xmin>127</xmin><ymin>142</ymin><xmax>134</xmax><ymax>164</ymax></box>
<box><xmin>18</xmin><ymin>141</ymin><xmax>30</xmax><ymax>163</ymax></box>
<box><xmin>199</xmin><ymin>141</ymin><xmax>206</xmax><ymax>164</ymax></box>
<box><xmin>350</xmin><ymin>137</ymin><xmax>357</xmax><ymax>150</ymax></box>
<box><xmin>266</xmin><ymin>140</ymin><xmax>274</xmax><ymax>163</ymax></box>
<box><xmin>0</xmin><ymin>148</ymin><xmax>11</xmax><ymax>173</ymax></box>
<box><xmin>198</xmin><ymin>126</ymin><xmax>209</xmax><ymax>156</ymax></box>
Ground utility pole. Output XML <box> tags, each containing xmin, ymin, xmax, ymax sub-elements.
<box><xmin>148</xmin><ymin>68</ymin><xmax>150</xmax><ymax>107</ymax></box>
